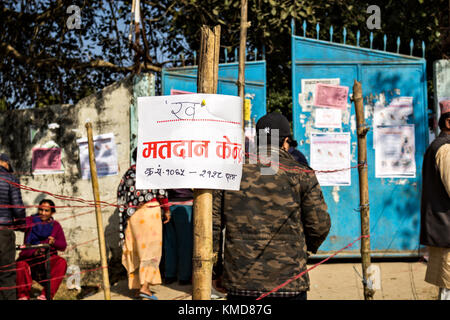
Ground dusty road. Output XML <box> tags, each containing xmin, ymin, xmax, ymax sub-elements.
<box><xmin>82</xmin><ymin>260</ymin><xmax>438</xmax><ymax>301</ymax></box>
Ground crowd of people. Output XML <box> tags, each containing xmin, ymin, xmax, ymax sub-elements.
<box><xmin>0</xmin><ymin>106</ymin><xmax>448</xmax><ymax>301</ymax></box>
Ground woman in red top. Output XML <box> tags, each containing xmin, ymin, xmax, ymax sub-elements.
<box><xmin>16</xmin><ymin>199</ymin><xmax>67</xmax><ymax>300</ymax></box>
<box><xmin>117</xmin><ymin>148</ymin><xmax>170</xmax><ymax>300</ymax></box>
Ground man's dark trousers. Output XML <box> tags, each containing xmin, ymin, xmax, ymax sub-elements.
<box><xmin>0</xmin><ymin>229</ymin><xmax>16</xmax><ymax>300</ymax></box>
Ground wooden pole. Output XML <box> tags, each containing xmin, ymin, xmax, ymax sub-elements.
<box><xmin>352</xmin><ymin>80</ymin><xmax>375</xmax><ymax>300</ymax></box>
<box><xmin>85</xmin><ymin>122</ymin><xmax>111</xmax><ymax>300</ymax></box>
<box><xmin>192</xmin><ymin>25</ymin><xmax>220</xmax><ymax>300</ymax></box>
<box><xmin>238</xmin><ymin>0</ymin><xmax>248</xmax><ymax>132</ymax></box>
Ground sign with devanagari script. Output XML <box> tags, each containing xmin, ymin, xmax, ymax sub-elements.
<box><xmin>136</xmin><ymin>94</ymin><xmax>243</xmax><ymax>190</ymax></box>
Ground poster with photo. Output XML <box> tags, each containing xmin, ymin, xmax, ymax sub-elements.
<box><xmin>313</xmin><ymin>83</ymin><xmax>349</xmax><ymax>109</ymax></box>
<box><xmin>310</xmin><ymin>132</ymin><xmax>351</xmax><ymax>186</ymax></box>
<box><xmin>375</xmin><ymin>125</ymin><xmax>416</xmax><ymax>178</ymax></box>
<box><xmin>299</xmin><ymin>78</ymin><xmax>340</xmax><ymax>111</ymax></box>
<box><xmin>31</xmin><ymin>148</ymin><xmax>64</xmax><ymax>175</ymax></box>
<box><xmin>77</xmin><ymin>133</ymin><xmax>119</xmax><ymax>179</ymax></box>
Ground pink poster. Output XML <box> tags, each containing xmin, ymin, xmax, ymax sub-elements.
<box><xmin>32</xmin><ymin>148</ymin><xmax>62</xmax><ymax>172</ymax></box>
<box><xmin>313</xmin><ymin>83</ymin><xmax>349</xmax><ymax>109</ymax></box>
<box><xmin>170</xmin><ymin>89</ymin><xmax>194</xmax><ymax>95</ymax></box>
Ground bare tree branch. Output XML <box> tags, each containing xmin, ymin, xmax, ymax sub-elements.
<box><xmin>1</xmin><ymin>42</ymin><xmax>162</xmax><ymax>73</ymax></box>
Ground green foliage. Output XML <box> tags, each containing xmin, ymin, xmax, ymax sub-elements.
<box><xmin>162</xmin><ymin>0</ymin><xmax>449</xmax><ymax>118</ymax></box>
<box><xmin>0</xmin><ymin>0</ymin><xmax>173</xmax><ymax>109</ymax></box>
<box><xmin>0</xmin><ymin>97</ymin><xmax>7</xmax><ymax>111</ymax></box>
<box><xmin>1</xmin><ymin>0</ymin><xmax>448</xmax><ymax>114</ymax></box>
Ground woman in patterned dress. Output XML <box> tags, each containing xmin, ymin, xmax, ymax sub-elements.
<box><xmin>117</xmin><ymin>148</ymin><xmax>171</xmax><ymax>300</ymax></box>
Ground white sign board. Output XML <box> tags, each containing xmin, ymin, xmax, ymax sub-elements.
<box><xmin>136</xmin><ymin>94</ymin><xmax>243</xmax><ymax>190</ymax></box>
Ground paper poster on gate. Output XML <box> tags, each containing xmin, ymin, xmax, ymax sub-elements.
<box><xmin>136</xmin><ymin>94</ymin><xmax>243</xmax><ymax>190</ymax></box>
<box><xmin>299</xmin><ymin>78</ymin><xmax>340</xmax><ymax>111</ymax></box>
<box><xmin>310</xmin><ymin>133</ymin><xmax>351</xmax><ymax>186</ymax></box>
<box><xmin>375</xmin><ymin>125</ymin><xmax>416</xmax><ymax>178</ymax></box>
<box><xmin>313</xmin><ymin>83</ymin><xmax>349</xmax><ymax>109</ymax></box>
<box><xmin>373</xmin><ymin>97</ymin><xmax>413</xmax><ymax>127</ymax></box>
<box><xmin>314</xmin><ymin>108</ymin><xmax>342</xmax><ymax>128</ymax></box>
<box><xmin>170</xmin><ymin>89</ymin><xmax>194</xmax><ymax>95</ymax></box>
<box><xmin>77</xmin><ymin>133</ymin><xmax>119</xmax><ymax>179</ymax></box>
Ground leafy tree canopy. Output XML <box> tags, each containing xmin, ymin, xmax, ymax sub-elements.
<box><xmin>1</xmin><ymin>0</ymin><xmax>449</xmax><ymax>118</ymax></box>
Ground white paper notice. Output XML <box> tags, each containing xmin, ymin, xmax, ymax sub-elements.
<box><xmin>77</xmin><ymin>133</ymin><xmax>119</xmax><ymax>179</ymax></box>
<box><xmin>300</xmin><ymin>78</ymin><xmax>340</xmax><ymax>111</ymax></box>
<box><xmin>310</xmin><ymin>133</ymin><xmax>351</xmax><ymax>186</ymax></box>
<box><xmin>136</xmin><ymin>94</ymin><xmax>243</xmax><ymax>190</ymax></box>
<box><xmin>375</xmin><ymin>125</ymin><xmax>416</xmax><ymax>178</ymax></box>
<box><xmin>373</xmin><ymin>97</ymin><xmax>413</xmax><ymax>126</ymax></box>
<box><xmin>315</xmin><ymin>108</ymin><xmax>342</xmax><ymax>128</ymax></box>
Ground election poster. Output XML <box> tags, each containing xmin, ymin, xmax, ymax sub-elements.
<box><xmin>31</xmin><ymin>148</ymin><xmax>64</xmax><ymax>175</ymax></box>
<box><xmin>313</xmin><ymin>83</ymin><xmax>349</xmax><ymax>109</ymax></box>
<box><xmin>299</xmin><ymin>78</ymin><xmax>340</xmax><ymax>111</ymax></box>
<box><xmin>77</xmin><ymin>132</ymin><xmax>119</xmax><ymax>179</ymax></box>
<box><xmin>310</xmin><ymin>132</ymin><xmax>351</xmax><ymax>186</ymax></box>
<box><xmin>373</xmin><ymin>97</ymin><xmax>413</xmax><ymax>127</ymax></box>
<box><xmin>375</xmin><ymin>125</ymin><xmax>416</xmax><ymax>178</ymax></box>
<box><xmin>136</xmin><ymin>94</ymin><xmax>243</xmax><ymax>190</ymax></box>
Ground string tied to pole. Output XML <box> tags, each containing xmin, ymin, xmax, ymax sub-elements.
<box><xmin>354</xmin><ymin>202</ymin><xmax>370</xmax><ymax>212</ymax></box>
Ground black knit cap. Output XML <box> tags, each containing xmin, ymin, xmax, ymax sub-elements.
<box><xmin>0</xmin><ymin>153</ymin><xmax>13</xmax><ymax>172</ymax></box>
<box><xmin>0</xmin><ymin>153</ymin><xmax>10</xmax><ymax>163</ymax></box>
<box><xmin>256</xmin><ymin>112</ymin><xmax>291</xmax><ymax>137</ymax></box>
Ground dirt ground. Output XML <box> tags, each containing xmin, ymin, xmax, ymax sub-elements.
<box><xmin>61</xmin><ymin>259</ymin><xmax>438</xmax><ymax>301</ymax></box>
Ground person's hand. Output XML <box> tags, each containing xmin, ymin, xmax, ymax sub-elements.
<box><xmin>212</xmin><ymin>276</ymin><xmax>227</xmax><ymax>294</ymax></box>
<box><xmin>34</xmin><ymin>248</ymin><xmax>46</xmax><ymax>256</ymax></box>
<box><xmin>163</xmin><ymin>211</ymin><xmax>171</xmax><ymax>224</ymax></box>
<box><xmin>48</xmin><ymin>236</ymin><xmax>55</xmax><ymax>246</ymax></box>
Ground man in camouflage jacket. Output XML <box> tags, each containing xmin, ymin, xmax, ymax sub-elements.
<box><xmin>212</xmin><ymin>112</ymin><xmax>331</xmax><ymax>300</ymax></box>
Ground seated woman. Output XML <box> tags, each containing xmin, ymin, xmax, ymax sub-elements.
<box><xmin>16</xmin><ymin>199</ymin><xmax>67</xmax><ymax>300</ymax></box>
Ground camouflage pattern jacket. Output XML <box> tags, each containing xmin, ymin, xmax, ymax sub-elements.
<box><xmin>213</xmin><ymin>148</ymin><xmax>331</xmax><ymax>295</ymax></box>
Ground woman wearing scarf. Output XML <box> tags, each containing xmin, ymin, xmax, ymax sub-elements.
<box><xmin>16</xmin><ymin>199</ymin><xmax>67</xmax><ymax>300</ymax></box>
<box><xmin>117</xmin><ymin>148</ymin><xmax>171</xmax><ymax>300</ymax></box>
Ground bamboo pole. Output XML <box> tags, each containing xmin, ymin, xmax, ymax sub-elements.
<box><xmin>192</xmin><ymin>25</ymin><xmax>220</xmax><ymax>300</ymax></box>
<box><xmin>85</xmin><ymin>122</ymin><xmax>111</xmax><ymax>300</ymax></box>
<box><xmin>352</xmin><ymin>80</ymin><xmax>375</xmax><ymax>300</ymax></box>
<box><xmin>238</xmin><ymin>0</ymin><xmax>248</xmax><ymax>133</ymax></box>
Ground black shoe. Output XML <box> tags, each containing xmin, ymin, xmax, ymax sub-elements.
<box><xmin>164</xmin><ymin>277</ymin><xmax>177</xmax><ymax>285</ymax></box>
<box><xmin>178</xmin><ymin>279</ymin><xmax>192</xmax><ymax>285</ymax></box>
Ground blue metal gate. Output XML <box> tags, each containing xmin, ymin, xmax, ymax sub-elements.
<box><xmin>162</xmin><ymin>56</ymin><xmax>267</xmax><ymax>123</ymax></box>
<box><xmin>291</xmin><ymin>21</ymin><xmax>428</xmax><ymax>258</ymax></box>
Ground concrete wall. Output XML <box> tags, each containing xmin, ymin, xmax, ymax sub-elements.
<box><xmin>433</xmin><ymin>59</ymin><xmax>450</xmax><ymax>136</ymax></box>
<box><xmin>0</xmin><ymin>75</ymin><xmax>134</xmax><ymax>271</ymax></box>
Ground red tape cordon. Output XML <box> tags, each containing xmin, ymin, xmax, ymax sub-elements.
<box><xmin>256</xmin><ymin>235</ymin><xmax>370</xmax><ymax>300</ymax></box>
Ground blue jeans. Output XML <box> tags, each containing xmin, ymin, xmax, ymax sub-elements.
<box><xmin>163</xmin><ymin>205</ymin><xmax>193</xmax><ymax>281</ymax></box>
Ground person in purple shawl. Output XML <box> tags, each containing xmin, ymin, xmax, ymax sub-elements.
<box><xmin>16</xmin><ymin>199</ymin><xmax>67</xmax><ymax>300</ymax></box>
